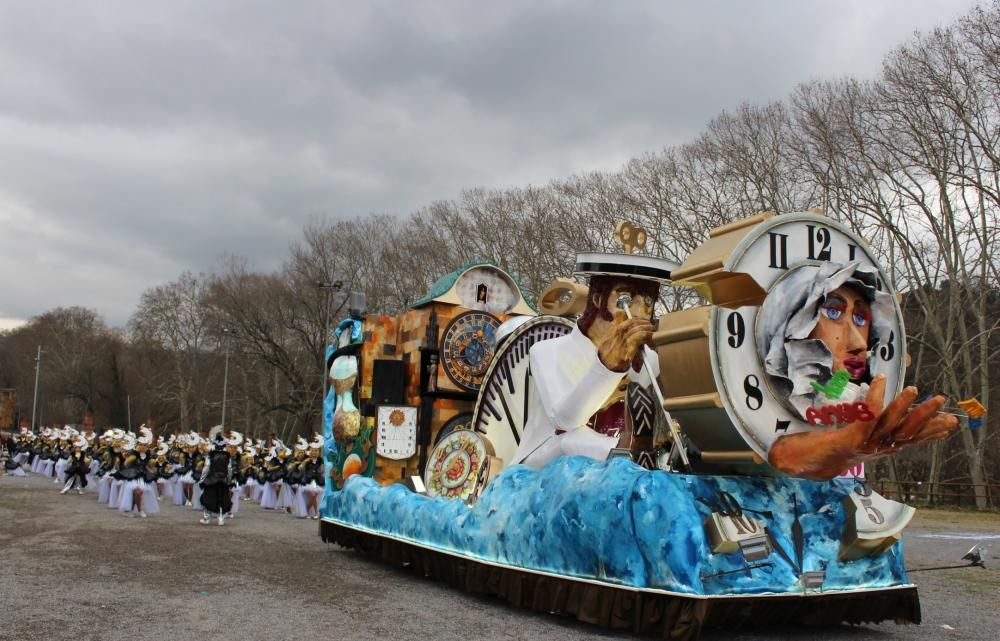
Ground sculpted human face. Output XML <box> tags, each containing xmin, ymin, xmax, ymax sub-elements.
<box><xmin>605</xmin><ymin>285</ymin><xmax>655</xmax><ymax>323</ymax></box>
<box><xmin>810</xmin><ymin>285</ymin><xmax>871</xmax><ymax>382</ymax></box>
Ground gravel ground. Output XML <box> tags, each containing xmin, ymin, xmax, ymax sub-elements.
<box><xmin>2</xmin><ymin>472</ymin><xmax>997</xmax><ymax>641</ymax></box>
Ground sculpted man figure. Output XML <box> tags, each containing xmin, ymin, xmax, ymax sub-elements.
<box><xmin>513</xmin><ymin>251</ymin><xmax>672</xmax><ymax>469</ymax></box>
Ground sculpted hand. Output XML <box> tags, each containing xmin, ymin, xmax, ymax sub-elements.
<box><xmin>596</xmin><ymin>313</ymin><xmax>655</xmax><ymax>372</ymax></box>
<box><xmin>768</xmin><ymin>375</ymin><xmax>959</xmax><ymax>480</ymax></box>
<box><xmin>847</xmin><ymin>375</ymin><xmax>959</xmax><ymax>456</ymax></box>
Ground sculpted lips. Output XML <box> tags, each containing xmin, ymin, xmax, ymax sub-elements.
<box><xmin>843</xmin><ymin>357</ymin><xmax>867</xmax><ymax>381</ymax></box>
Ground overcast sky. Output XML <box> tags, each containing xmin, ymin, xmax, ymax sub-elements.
<box><xmin>0</xmin><ymin>0</ymin><xmax>981</xmax><ymax>329</ymax></box>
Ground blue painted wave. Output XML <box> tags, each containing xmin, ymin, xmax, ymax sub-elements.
<box><xmin>323</xmin><ymin>456</ymin><xmax>908</xmax><ymax>595</ymax></box>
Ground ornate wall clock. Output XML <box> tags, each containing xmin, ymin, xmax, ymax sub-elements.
<box><xmin>440</xmin><ymin>311</ymin><xmax>502</xmax><ymax>392</ymax></box>
<box><xmin>423</xmin><ymin>429</ymin><xmax>495</xmax><ymax>502</ymax></box>
<box><xmin>471</xmin><ymin>315</ymin><xmax>574</xmax><ymax>466</ymax></box>
<box><xmin>375</xmin><ymin>405</ymin><xmax>418</xmax><ymax>460</ymax></box>
<box><xmin>661</xmin><ymin>212</ymin><xmax>906</xmax><ymax>470</ymax></box>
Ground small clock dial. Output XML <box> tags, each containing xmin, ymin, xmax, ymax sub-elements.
<box><xmin>424</xmin><ymin>430</ymin><xmax>492</xmax><ymax>501</ymax></box>
<box><xmin>455</xmin><ymin>266</ymin><xmax>519</xmax><ymax>313</ymax></box>
<box><xmin>375</xmin><ymin>405</ymin><xmax>418</xmax><ymax>460</ymax></box>
<box><xmin>472</xmin><ymin>316</ymin><xmax>574</xmax><ymax>465</ymax></box>
<box><xmin>709</xmin><ymin>213</ymin><xmax>906</xmax><ymax>458</ymax></box>
<box><xmin>440</xmin><ymin>311</ymin><xmax>502</xmax><ymax>391</ymax></box>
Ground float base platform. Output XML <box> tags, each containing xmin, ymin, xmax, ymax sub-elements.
<box><xmin>320</xmin><ymin>519</ymin><xmax>920</xmax><ymax>641</ymax></box>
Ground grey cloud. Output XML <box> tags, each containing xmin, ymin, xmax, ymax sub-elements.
<box><xmin>0</xmin><ymin>0</ymin><xmax>979</xmax><ymax>326</ymax></box>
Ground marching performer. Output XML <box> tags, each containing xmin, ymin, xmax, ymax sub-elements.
<box><xmin>293</xmin><ymin>434</ymin><xmax>325</xmax><ymax>519</ymax></box>
<box><xmin>60</xmin><ymin>435</ymin><xmax>92</xmax><ymax>494</ymax></box>
<box><xmin>277</xmin><ymin>437</ymin><xmax>307</xmax><ymax>512</ymax></box>
<box><xmin>225</xmin><ymin>431</ymin><xmax>243</xmax><ymax>518</ymax></box>
<box><xmin>3</xmin><ymin>430</ymin><xmax>29</xmax><ymax>477</ymax></box>
<box><xmin>176</xmin><ymin>432</ymin><xmax>204</xmax><ymax>507</ymax></box>
<box><xmin>53</xmin><ymin>428</ymin><xmax>74</xmax><ymax>485</ymax></box>
<box><xmin>154</xmin><ymin>438</ymin><xmax>175</xmax><ymax>502</ymax></box>
<box><xmin>116</xmin><ymin>427</ymin><xmax>159</xmax><ymax>517</ymax></box>
<box><xmin>199</xmin><ymin>426</ymin><xmax>234</xmax><ymax>526</ymax></box>
<box><xmin>34</xmin><ymin>429</ymin><xmax>56</xmax><ymax>477</ymax></box>
<box><xmin>259</xmin><ymin>441</ymin><xmax>288</xmax><ymax>509</ymax></box>
<box><xmin>98</xmin><ymin>429</ymin><xmax>125</xmax><ymax>505</ymax></box>
<box><xmin>237</xmin><ymin>443</ymin><xmax>258</xmax><ymax>502</ymax></box>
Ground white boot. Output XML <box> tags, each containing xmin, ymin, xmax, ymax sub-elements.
<box><xmin>199</xmin><ymin>511</ymin><xmax>211</xmax><ymax>525</ymax></box>
<box><xmin>217</xmin><ymin>511</ymin><xmax>225</xmax><ymax>526</ymax></box>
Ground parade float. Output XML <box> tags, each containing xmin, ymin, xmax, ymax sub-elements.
<box><xmin>318</xmin><ymin>211</ymin><xmax>961</xmax><ymax>639</ymax></box>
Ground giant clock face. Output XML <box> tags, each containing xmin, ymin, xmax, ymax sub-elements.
<box><xmin>472</xmin><ymin>316</ymin><xmax>574</xmax><ymax>465</ymax></box>
<box><xmin>710</xmin><ymin>213</ymin><xmax>906</xmax><ymax>459</ymax></box>
<box><xmin>440</xmin><ymin>311</ymin><xmax>502</xmax><ymax>391</ymax></box>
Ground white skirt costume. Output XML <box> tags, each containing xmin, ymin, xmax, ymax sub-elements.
<box><xmin>39</xmin><ymin>458</ymin><xmax>55</xmax><ymax>477</ymax></box>
<box><xmin>86</xmin><ymin>460</ymin><xmax>100</xmax><ymax>490</ymax></box>
<box><xmin>189</xmin><ymin>479</ymin><xmax>203</xmax><ymax>509</ymax></box>
<box><xmin>173</xmin><ymin>472</ymin><xmax>193</xmax><ymax>506</ymax></box>
<box><xmin>277</xmin><ymin>481</ymin><xmax>299</xmax><ymax>511</ymax></box>
<box><xmin>293</xmin><ymin>481</ymin><xmax>324</xmax><ymax>518</ymax></box>
<box><xmin>228</xmin><ymin>485</ymin><xmax>241</xmax><ymax>516</ymax></box>
<box><xmin>54</xmin><ymin>457</ymin><xmax>69</xmax><ymax>482</ymax></box>
<box><xmin>157</xmin><ymin>477</ymin><xmax>175</xmax><ymax>501</ymax></box>
<box><xmin>242</xmin><ymin>477</ymin><xmax>259</xmax><ymax>501</ymax></box>
<box><xmin>98</xmin><ymin>473</ymin><xmax>113</xmax><ymax>504</ymax></box>
<box><xmin>108</xmin><ymin>478</ymin><xmax>125</xmax><ymax>508</ymax></box>
<box><xmin>117</xmin><ymin>479</ymin><xmax>160</xmax><ymax>514</ymax></box>
<box><xmin>259</xmin><ymin>481</ymin><xmax>280</xmax><ymax>509</ymax></box>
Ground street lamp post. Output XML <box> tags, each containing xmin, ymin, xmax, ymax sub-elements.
<box><xmin>221</xmin><ymin>328</ymin><xmax>233</xmax><ymax>429</ymax></box>
<box><xmin>30</xmin><ymin>345</ymin><xmax>41</xmax><ymax>431</ymax></box>
<box><xmin>317</xmin><ymin>281</ymin><xmax>344</xmax><ymax>402</ymax></box>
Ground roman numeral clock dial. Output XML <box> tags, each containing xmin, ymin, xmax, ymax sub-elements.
<box><xmin>440</xmin><ymin>311</ymin><xmax>502</xmax><ymax>392</ymax></box>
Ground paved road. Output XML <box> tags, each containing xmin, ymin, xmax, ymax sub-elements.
<box><xmin>2</xmin><ymin>473</ymin><xmax>997</xmax><ymax>641</ymax></box>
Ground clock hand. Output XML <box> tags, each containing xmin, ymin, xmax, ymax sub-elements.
<box><xmin>617</xmin><ymin>294</ymin><xmax>690</xmax><ymax>470</ymax></box>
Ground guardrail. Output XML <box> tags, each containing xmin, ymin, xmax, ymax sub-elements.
<box><xmin>874</xmin><ymin>479</ymin><xmax>999</xmax><ymax>509</ymax></box>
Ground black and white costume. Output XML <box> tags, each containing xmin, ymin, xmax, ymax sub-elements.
<box><xmin>199</xmin><ymin>427</ymin><xmax>241</xmax><ymax>526</ymax></box>
<box><xmin>60</xmin><ymin>436</ymin><xmax>92</xmax><ymax>494</ymax></box>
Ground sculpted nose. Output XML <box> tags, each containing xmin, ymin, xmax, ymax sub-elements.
<box><xmin>846</xmin><ymin>321</ymin><xmax>867</xmax><ymax>354</ymax></box>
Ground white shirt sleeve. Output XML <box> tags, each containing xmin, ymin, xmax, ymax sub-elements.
<box><xmin>530</xmin><ymin>326</ymin><xmax>625</xmax><ymax>431</ymax></box>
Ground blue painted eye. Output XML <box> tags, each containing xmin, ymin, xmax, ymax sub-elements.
<box><xmin>642</xmin><ymin>295</ymin><xmax>654</xmax><ymax>306</ymax></box>
<box><xmin>852</xmin><ymin>313</ymin><xmax>868</xmax><ymax>327</ymax></box>
<box><xmin>822</xmin><ymin>307</ymin><xmax>843</xmax><ymax>321</ymax></box>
